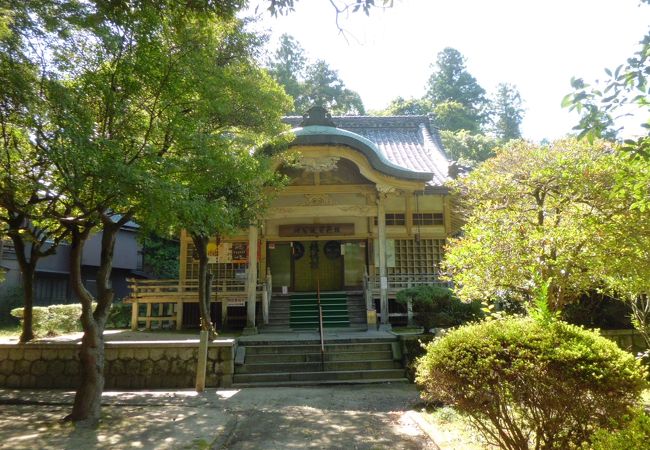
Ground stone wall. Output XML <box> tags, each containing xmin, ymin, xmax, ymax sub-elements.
<box><xmin>0</xmin><ymin>340</ymin><xmax>235</xmax><ymax>389</ymax></box>
<box><xmin>600</xmin><ymin>329</ymin><xmax>647</xmax><ymax>355</ymax></box>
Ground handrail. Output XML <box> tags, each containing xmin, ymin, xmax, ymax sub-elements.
<box><xmin>316</xmin><ymin>275</ymin><xmax>325</xmax><ymax>372</ymax></box>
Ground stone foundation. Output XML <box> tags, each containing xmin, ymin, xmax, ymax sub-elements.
<box><xmin>0</xmin><ymin>340</ymin><xmax>235</xmax><ymax>389</ymax></box>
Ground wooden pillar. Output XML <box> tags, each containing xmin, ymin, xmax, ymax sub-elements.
<box><xmin>243</xmin><ymin>225</ymin><xmax>258</xmax><ymax>335</ymax></box>
<box><xmin>377</xmin><ymin>192</ymin><xmax>390</xmax><ymax>329</ymax></box>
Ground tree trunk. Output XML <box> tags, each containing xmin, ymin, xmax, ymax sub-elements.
<box><xmin>8</xmin><ymin>226</ymin><xmax>36</xmax><ymax>343</ymax></box>
<box><xmin>65</xmin><ymin>216</ymin><xmax>122</xmax><ymax>426</ymax></box>
<box><xmin>19</xmin><ymin>264</ymin><xmax>36</xmax><ymax>342</ymax></box>
<box><xmin>191</xmin><ymin>233</ymin><xmax>214</xmax><ymax>335</ymax></box>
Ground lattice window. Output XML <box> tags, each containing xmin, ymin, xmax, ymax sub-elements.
<box><xmin>185</xmin><ymin>241</ymin><xmax>247</xmax><ymax>281</ymax></box>
<box><xmin>374</xmin><ymin>213</ymin><xmax>406</xmax><ymax>226</ymax></box>
<box><xmin>413</xmin><ymin>213</ymin><xmax>444</xmax><ymax>226</ymax></box>
<box><xmin>383</xmin><ymin>239</ymin><xmax>445</xmax><ymax>276</ymax></box>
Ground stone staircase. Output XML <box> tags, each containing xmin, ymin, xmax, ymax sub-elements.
<box><xmin>290</xmin><ymin>291</ymin><xmax>349</xmax><ymax>329</ymax></box>
<box><xmin>233</xmin><ymin>338</ymin><xmax>406</xmax><ymax>387</ymax></box>
<box><xmin>264</xmin><ymin>292</ymin><xmax>367</xmax><ymax>332</ymax></box>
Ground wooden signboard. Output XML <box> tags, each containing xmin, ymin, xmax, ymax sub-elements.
<box><xmin>231</xmin><ymin>242</ymin><xmax>248</xmax><ymax>263</ymax></box>
<box><xmin>279</xmin><ymin>223</ymin><xmax>354</xmax><ymax>237</ymax></box>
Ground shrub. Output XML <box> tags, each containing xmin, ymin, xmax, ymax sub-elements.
<box><xmin>108</xmin><ymin>301</ymin><xmax>131</xmax><ymax>329</ymax></box>
<box><xmin>416</xmin><ymin>317</ymin><xmax>648</xmax><ymax>449</ymax></box>
<box><xmin>0</xmin><ymin>286</ymin><xmax>23</xmax><ymax>325</ymax></box>
<box><xmin>396</xmin><ymin>285</ymin><xmax>483</xmax><ymax>330</ymax></box>
<box><xmin>11</xmin><ymin>303</ymin><xmax>90</xmax><ymax>336</ymax></box>
<box><xmin>588</xmin><ymin>410</ymin><xmax>650</xmax><ymax>450</ymax></box>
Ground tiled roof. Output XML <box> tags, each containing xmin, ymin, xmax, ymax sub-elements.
<box><xmin>284</xmin><ymin>115</ymin><xmax>449</xmax><ymax>186</ymax></box>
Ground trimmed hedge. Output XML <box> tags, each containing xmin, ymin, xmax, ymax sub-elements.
<box><xmin>396</xmin><ymin>285</ymin><xmax>483</xmax><ymax>330</ymax></box>
<box><xmin>11</xmin><ymin>303</ymin><xmax>90</xmax><ymax>336</ymax></box>
<box><xmin>416</xmin><ymin>317</ymin><xmax>648</xmax><ymax>449</ymax></box>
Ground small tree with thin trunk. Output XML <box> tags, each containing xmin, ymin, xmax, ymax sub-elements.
<box><xmin>22</xmin><ymin>1</ymin><xmax>290</xmax><ymax>425</ymax></box>
<box><xmin>0</xmin><ymin>16</ymin><xmax>68</xmax><ymax>341</ymax></box>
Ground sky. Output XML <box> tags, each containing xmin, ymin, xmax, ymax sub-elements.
<box><xmin>249</xmin><ymin>0</ymin><xmax>649</xmax><ymax>142</ymax></box>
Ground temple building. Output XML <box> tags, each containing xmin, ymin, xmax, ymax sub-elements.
<box><xmin>128</xmin><ymin>107</ymin><xmax>456</xmax><ymax>334</ymax></box>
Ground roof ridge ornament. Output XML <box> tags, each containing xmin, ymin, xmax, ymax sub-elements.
<box><xmin>300</xmin><ymin>106</ymin><xmax>336</xmax><ymax>127</ymax></box>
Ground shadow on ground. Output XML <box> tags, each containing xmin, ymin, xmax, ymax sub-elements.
<box><xmin>0</xmin><ymin>385</ymin><xmax>435</xmax><ymax>450</ymax></box>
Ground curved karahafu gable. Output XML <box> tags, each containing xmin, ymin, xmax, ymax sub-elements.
<box><xmin>284</xmin><ymin>106</ymin><xmax>450</xmax><ymax>186</ymax></box>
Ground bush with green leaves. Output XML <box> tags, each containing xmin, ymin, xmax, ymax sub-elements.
<box><xmin>416</xmin><ymin>316</ymin><xmax>648</xmax><ymax>450</ymax></box>
<box><xmin>108</xmin><ymin>301</ymin><xmax>131</xmax><ymax>329</ymax></box>
<box><xmin>11</xmin><ymin>303</ymin><xmax>91</xmax><ymax>336</ymax></box>
<box><xmin>588</xmin><ymin>409</ymin><xmax>650</xmax><ymax>450</ymax></box>
<box><xmin>395</xmin><ymin>285</ymin><xmax>483</xmax><ymax>330</ymax></box>
<box><xmin>0</xmin><ymin>286</ymin><xmax>23</xmax><ymax>325</ymax></box>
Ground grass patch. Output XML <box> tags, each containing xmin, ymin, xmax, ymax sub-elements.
<box><xmin>420</xmin><ymin>406</ymin><xmax>494</xmax><ymax>449</ymax></box>
<box><xmin>0</xmin><ymin>323</ymin><xmax>20</xmax><ymax>338</ymax></box>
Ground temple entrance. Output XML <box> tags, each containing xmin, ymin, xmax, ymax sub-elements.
<box><xmin>267</xmin><ymin>240</ymin><xmax>367</xmax><ymax>292</ymax></box>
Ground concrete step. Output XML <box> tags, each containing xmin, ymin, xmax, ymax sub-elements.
<box><xmin>236</xmin><ymin>359</ymin><xmax>401</xmax><ymax>374</ymax></box>
<box><xmin>233</xmin><ymin>368</ymin><xmax>406</xmax><ymax>384</ymax></box>
<box><xmin>232</xmin><ymin>378</ymin><xmax>408</xmax><ymax>388</ymax></box>
<box><xmin>245</xmin><ymin>342</ymin><xmax>394</xmax><ymax>355</ymax></box>
<box><xmin>245</xmin><ymin>350</ymin><xmax>393</xmax><ymax>364</ymax></box>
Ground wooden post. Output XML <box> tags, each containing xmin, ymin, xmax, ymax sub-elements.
<box><xmin>262</xmin><ymin>285</ymin><xmax>269</xmax><ymax>325</ymax></box>
<box><xmin>131</xmin><ymin>300</ymin><xmax>138</xmax><ymax>331</ymax></box>
<box><xmin>195</xmin><ymin>330</ymin><xmax>209</xmax><ymax>392</ymax></box>
<box><xmin>129</xmin><ymin>278</ymin><xmax>138</xmax><ymax>331</ymax></box>
<box><xmin>243</xmin><ymin>225</ymin><xmax>258</xmax><ymax>335</ymax></box>
<box><xmin>146</xmin><ymin>303</ymin><xmax>152</xmax><ymax>330</ymax></box>
<box><xmin>176</xmin><ymin>280</ymin><xmax>184</xmax><ymax>330</ymax></box>
<box><xmin>377</xmin><ymin>192</ymin><xmax>390</xmax><ymax>329</ymax></box>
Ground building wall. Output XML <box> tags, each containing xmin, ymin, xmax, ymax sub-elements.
<box><xmin>0</xmin><ymin>227</ymin><xmax>142</xmax><ymax>306</ymax></box>
<box><xmin>181</xmin><ymin>153</ymin><xmax>452</xmax><ymax>279</ymax></box>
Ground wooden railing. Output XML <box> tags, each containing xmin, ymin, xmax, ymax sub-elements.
<box><xmin>126</xmin><ymin>277</ymin><xmax>269</xmax><ymax>331</ymax></box>
<box><xmin>365</xmin><ymin>273</ymin><xmax>450</xmax><ymax>325</ymax></box>
<box><xmin>365</xmin><ymin>273</ymin><xmax>449</xmax><ymax>297</ymax></box>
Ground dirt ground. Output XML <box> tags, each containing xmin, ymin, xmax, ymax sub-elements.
<box><xmin>0</xmin><ymin>384</ymin><xmax>438</xmax><ymax>449</ymax></box>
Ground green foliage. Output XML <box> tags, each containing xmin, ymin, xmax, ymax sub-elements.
<box><xmin>377</xmin><ymin>97</ymin><xmax>433</xmax><ymax>116</ymax></box>
<box><xmin>0</xmin><ymin>286</ymin><xmax>23</xmax><ymax>325</ymax></box>
<box><xmin>588</xmin><ymin>410</ymin><xmax>650</xmax><ymax>450</ymax></box>
<box><xmin>527</xmin><ymin>279</ymin><xmax>560</xmax><ymax>325</ymax></box>
<box><xmin>432</xmin><ymin>101</ymin><xmax>482</xmax><ymax>133</ymax></box>
<box><xmin>489</xmin><ymin>83</ymin><xmax>524</xmax><ymax>141</ymax></box>
<box><xmin>396</xmin><ymin>285</ymin><xmax>483</xmax><ymax>330</ymax></box>
<box><xmin>443</xmin><ymin>138</ymin><xmax>650</xmax><ymax>311</ymax></box>
<box><xmin>439</xmin><ymin>129</ymin><xmax>499</xmax><ymax>164</ymax></box>
<box><xmin>107</xmin><ymin>301</ymin><xmax>131</xmax><ymax>329</ymax></box>
<box><xmin>11</xmin><ymin>303</ymin><xmax>92</xmax><ymax>336</ymax></box>
<box><xmin>416</xmin><ymin>317</ymin><xmax>649</xmax><ymax>449</ymax></box>
<box><xmin>561</xmin><ymin>294</ymin><xmax>633</xmax><ymax>330</ymax></box>
<box><xmin>141</xmin><ymin>236</ymin><xmax>179</xmax><ymax>279</ymax></box>
<box><xmin>400</xmin><ymin>334</ymin><xmax>436</xmax><ymax>382</ymax></box>
<box><xmin>426</xmin><ymin>48</ymin><xmax>488</xmax><ymax>133</ymax></box>
<box><xmin>267</xmin><ymin>34</ymin><xmax>365</xmax><ymax>115</ymax></box>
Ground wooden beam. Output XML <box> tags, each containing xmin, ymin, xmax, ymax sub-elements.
<box><xmin>265</xmin><ymin>204</ymin><xmax>378</xmax><ymax>219</ymax></box>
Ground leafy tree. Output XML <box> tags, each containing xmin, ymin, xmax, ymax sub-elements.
<box><xmin>439</xmin><ymin>130</ymin><xmax>499</xmax><ymax>165</ymax></box>
<box><xmin>563</xmin><ymin>0</ymin><xmax>650</xmax><ymax>347</ymax></box>
<box><xmin>301</xmin><ymin>59</ymin><xmax>365</xmax><ymax>114</ymax></box>
<box><xmin>267</xmin><ymin>34</ymin><xmax>306</xmax><ymax>110</ymax></box>
<box><xmin>140</xmin><ymin>235</ymin><xmax>179</xmax><ymax>279</ymax></box>
<box><xmin>490</xmin><ymin>83</ymin><xmax>524</xmax><ymax>141</ymax></box>
<box><xmin>5</xmin><ymin>0</ymin><xmax>289</xmax><ymax>425</ymax></box>
<box><xmin>443</xmin><ymin>138</ymin><xmax>650</xmax><ymax>311</ymax></box>
<box><xmin>426</xmin><ymin>48</ymin><xmax>488</xmax><ymax>133</ymax></box>
<box><xmin>0</xmin><ymin>2</ymin><xmax>71</xmax><ymax>342</ymax></box>
<box><xmin>267</xmin><ymin>34</ymin><xmax>365</xmax><ymax>115</ymax></box>
<box><xmin>377</xmin><ymin>97</ymin><xmax>433</xmax><ymax>116</ymax></box>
